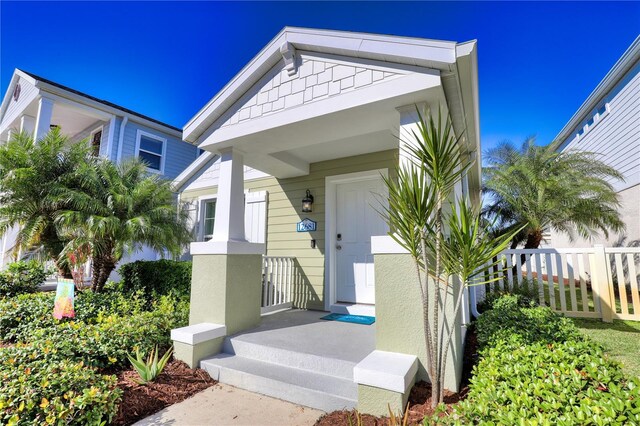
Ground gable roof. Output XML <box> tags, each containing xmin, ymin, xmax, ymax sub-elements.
<box><xmin>552</xmin><ymin>35</ymin><xmax>640</xmax><ymax>149</ymax></box>
<box><xmin>183</xmin><ymin>27</ymin><xmax>478</xmax><ymax>146</ymax></box>
<box><xmin>0</xmin><ymin>68</ymin><xmax>181</xmax><ymax>136</ymax></box>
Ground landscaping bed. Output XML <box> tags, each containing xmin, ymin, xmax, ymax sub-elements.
<box><xmin>0</xmin><ymin>260</ymin><xmax>196</xmax><ymax>425</ymax></box>
<box><xmin>114</xmin><ymin>359</ymin><xmax>216</xmax><ymax>425</ymax></box>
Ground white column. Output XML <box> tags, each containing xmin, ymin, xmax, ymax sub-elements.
<box><xmin>20</xmin><ymin>115</ymin><xmax>35</xmax><ymax>134</ymax></box>
<box><xmin>5</xmin><ymin>129</ymin><xmax>13</xmax><ymax>142</ymax></box>
<box><xmin>190</xmin><ymin>147</ymin><xmax>264</xmax><ymax>255</ymax></box>
<box><xmin>397</xmin><ymin>104</ymin><xmax>427</xmax><ymax>171</ymax></box>
<box><xmin>33</xmin><ymin>96</ymin><xmax>55</xmax><ymax>141</ymax></box>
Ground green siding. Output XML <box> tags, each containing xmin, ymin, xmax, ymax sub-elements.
<box><xmin>181</xmin><ymin>149</ymin><xmax>398</xmax><ymax>310</ymax></box>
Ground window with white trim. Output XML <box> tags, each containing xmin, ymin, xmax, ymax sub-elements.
<box><xmin>575</xmin><ymin>102</ymin><xmax>609</xmax><ymax>142</ymax></box>
<box><xmin>201</xmin><ymin>199</ymin><xmax>216</xmax><ymax>241</ymax></box>
<box><xmin>135</xmin><ymin>130</ymin><xmax>166</xmax><ymax>172</ymax></box>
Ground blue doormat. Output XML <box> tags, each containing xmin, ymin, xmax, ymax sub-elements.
<box><xmin>320</xmin><ymin>313</ymin><xmax>376</xmax><ymax>325</ymax></box>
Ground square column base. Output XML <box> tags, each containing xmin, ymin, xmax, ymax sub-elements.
<box><xmin>174</xmin><ymin>339</ymin><xmax>224</xmax><ymax>369</ymax></box>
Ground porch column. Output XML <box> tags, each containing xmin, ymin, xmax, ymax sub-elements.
<box><xmin>33</xmin><ymin>96</ymin><xmax>54</xmax><ymax>141</ymax></box>
<box><xmin>172</xmin><ymin>147</ymin><xmax>265</xmax><ymax>368</ymax></box>
<box><xmin>20</xmin><ymin>115</ymin><xmax>36</xmax><ymax>135</ymax></box>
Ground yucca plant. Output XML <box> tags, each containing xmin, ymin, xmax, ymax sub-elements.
<box><xmin>387</xmin><ymin>403</ymin><xmax>410</xmax><ymax>426</ymax></box>
<box><xmin>127</xmin><ymin>346</ymin><xmax>173</xmax><ymax>384</ymax></box>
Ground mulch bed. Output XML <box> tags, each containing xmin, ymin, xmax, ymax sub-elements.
<box><xmin>315</xmin><ymin>328</ymin><xmax>478</xmax><ymax>426</ymax></box>
<box><xmin>113</xmin><ymin>359</ymin><xmax>217</xmax><ymax>426</ymax></box>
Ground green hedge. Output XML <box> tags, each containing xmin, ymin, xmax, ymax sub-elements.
<box><xmin>0</xmin><ymin>261</ymin><xmax>49</xmax><ymax>298</ymax></box>
<box><xmin>428</xmin><ymin>295</ymin><xmax>640</xmax><ymax>425</ymax></box>
<box><xmin>117</xmin><ymin>260</ymin><xmax>192</xmax><ymax>305</ymax></box>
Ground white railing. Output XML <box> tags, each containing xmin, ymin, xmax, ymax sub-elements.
<box><xmin>474</xmin><ymin>246</ymin><xmax>640</xmax><ymax>322</ymax></box>
<box><xmin>261</xmin><ymin>256</ymin><xmax>294</xmax><ymax>315</ymax></box>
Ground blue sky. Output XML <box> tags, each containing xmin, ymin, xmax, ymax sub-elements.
<box><xmin>1</xmin><ymin>2</ymin><xmax>638</xmax><ymax>150</ymax></box>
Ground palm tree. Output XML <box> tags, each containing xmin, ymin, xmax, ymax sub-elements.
<box><xmin>56</xmin><ymin>158</ymin><xmax>192</xmax><ymax>292</ymax></box>
<box><xmin>0</xmin><ymin>129</ymin><xmax>89</xmax><ymax>275</ymax></box>
<box><xmin>483</xmin><ymin>138</ymin><xmax>625</xmax><ymax>249</ymax></box>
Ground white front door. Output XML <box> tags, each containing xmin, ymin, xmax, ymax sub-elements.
<box><xmin>335</xmin><ymin>177</ymin><xmax>388</xmax><ymax>304</ymax></box>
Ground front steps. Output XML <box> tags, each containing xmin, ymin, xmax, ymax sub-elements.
<box><xmin>200</xmin><ymin>310</ymin><xmax>376</xmax><ymax>412</ymax></box>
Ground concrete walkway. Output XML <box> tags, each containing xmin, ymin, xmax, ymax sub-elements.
<box><xmin>133</xmin><ymin>383</ymin><xmax>324</xmax><ymax>426</ymax></box>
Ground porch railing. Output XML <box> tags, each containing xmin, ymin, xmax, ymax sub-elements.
<box><xmin>261</xmin><ymin>256</ymin><xmax>294</xmax><ymax>315</ymax></box>
<box><xmin>473</xmin><ymin>246</ymin><xmax>640</xmax><ymax>322</ymax></box>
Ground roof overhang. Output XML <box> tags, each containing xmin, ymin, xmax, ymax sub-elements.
<box><xmin>182</xmin><ymin>27</ymin><xmax>480</xmax><ymax>182</ymax></box>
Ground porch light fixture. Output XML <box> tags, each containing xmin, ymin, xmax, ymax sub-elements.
<box><xmin>302</xmin><ymin>189</ymin><xmax>314</xmax><ymax>213</ymax></box>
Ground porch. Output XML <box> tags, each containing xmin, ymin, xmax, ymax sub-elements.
<box><xmin>200</xmin><ymin>309</ymin><xmax>375</xmax><ymax>411</ymax></box>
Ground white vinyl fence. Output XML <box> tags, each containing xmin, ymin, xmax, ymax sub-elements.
<box><xmin>261</xmin><ymin>256</ymin><xmax>294</xmax><ymax>315</ymax></box>
<box><xmin>474</xmin><ymin>246</ymin><xmax>640</xmax><ymax>322</ymax></box>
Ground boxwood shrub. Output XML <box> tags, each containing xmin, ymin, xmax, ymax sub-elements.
<box><xmin>428</xmin><ymin>294</ymin><xmax>640</xmax><ymax>425</ymax></box>
<box><xmin>117</xmin><ymin>259</ymin><xmax>192</xmax><ymax>305</ymax></box>
<box><xmin>0</xmin><ymin>344</ymin><xmax>121</xmax><ymax>425</ymax></box>
<box><xmin>0</xmin><ymin>260</ymin><xmax>50</xmax><ymax>298</ymax></box>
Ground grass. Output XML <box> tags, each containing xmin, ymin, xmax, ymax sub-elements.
<box><xmin>571</xmin><ymin>317</ymin><xmax>640</xmax><ymax>378</ymax></box>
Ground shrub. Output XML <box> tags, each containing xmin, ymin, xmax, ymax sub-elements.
<box><xmin>117</xmin><ymin>260</ymin><xmax>192</xmax><ymax>305</ymax></box>
<box><xmin>0</xmin><ymin>290</ymin><xmax>146</xmax><ymax>343</ymax></box>
<box><xmin>476</xmin><ymin>277</ymin><xmax>540</xmax><ymax>312</ymax></box>
<box><xmin>0</xmin><ymin>344</ymin><xmax>121</xmax><ymax>425</ymax></box>
<box><xmin>427</xmin><ymin>294</ymin><xmax>640</xmax><ymax>425</ymax></box>
<box><xmin>475</xmin><ymin>294</ymin><xmax>583</xmax><ymax>348</ymax></box>
<box><xmin>29</xmin><ymin>310</ymin><xmax>174</xmax><ymax>369</ymax></box>
<box><xmin>0</xmin><ymin>260</ymin><xmax>49</xmax><ymax>298</ymax></box>
<box><xmin>433</xmin><ymin>337</ymin><xmax>640</xmax><ymax>425</ymax></box>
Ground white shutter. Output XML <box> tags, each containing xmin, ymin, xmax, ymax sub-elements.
<box><xmin>245</xmin><ymin>191</ymin><xmax>268</xmax><ymax>246</ymax></box>
<box><xmin>181</xmin><ymin>200</ymin><xmax>199</xmax><ymax>240</ymax></box>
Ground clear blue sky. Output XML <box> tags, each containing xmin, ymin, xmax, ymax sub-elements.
<box><xmin>1</xmin><ymin>2</ymin><xmax>638</xmax><ymax>150</ymax></box>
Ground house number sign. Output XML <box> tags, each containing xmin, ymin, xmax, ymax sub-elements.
<box><xmin>296</xmin><ymin>218</ymin><xmax>317</xmax><ymax>232</ymax></box>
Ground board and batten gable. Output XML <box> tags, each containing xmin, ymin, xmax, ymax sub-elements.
<box><xmin>179</xmin><ymin>149</ymin><xmax>398</xmax><ymax>310</ymax></box>
<box><xmin>118</xmin><ymin>120</ymin><xmax>198</xmax><ymax>179</ymax></box>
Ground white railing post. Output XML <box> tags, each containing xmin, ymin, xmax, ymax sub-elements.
<box><xmin>591</xmin><ymin>245</ymin><xmax>614</xmax><ymax>323</ymax></box>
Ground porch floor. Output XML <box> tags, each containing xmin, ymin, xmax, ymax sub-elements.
<box><xmin>235</xmin><ymin>309</ymin><xmax>376</xmax><ymax>363</ymax></box>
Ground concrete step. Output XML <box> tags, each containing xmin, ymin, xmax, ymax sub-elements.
<box><xmin>222</xmin><ymin>337</ymin><xmax>357</xmax><ymax>380</ymax></box>
<box><xmin>201</xmin><ymin>354</ymin><xmax>357</xmax><ymax>412</ymax></box>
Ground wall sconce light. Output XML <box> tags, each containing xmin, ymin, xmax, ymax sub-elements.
<box><xmin>302</xmin><ymin>189</ymin><xmax>314</xmax><ymax>213</ymax></box>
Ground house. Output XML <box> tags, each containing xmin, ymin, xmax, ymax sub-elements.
<box><xmin>549</xmin><ymin>36</ymin><xmax>640</xmax><ymax>248</ymax></box>
<box><xmin>0</xmin><ymin>69</ymin><xmax>200</xmax><ymax>268</ymax></box>
<box><xmin>171</xmin><ymin>27</ymin><xmax>480</xmax><ymax>415</ymax></box>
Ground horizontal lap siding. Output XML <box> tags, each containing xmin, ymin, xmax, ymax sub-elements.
<box><xmin>120</xmin><ymin>121</ymin><xmax>198</xmax><ymax>180</ymax></box>
<box><xmin>181</xmin><ymin>149</ymin><xmax>398</xmax><ymax>310</ymax></box>
<box><xmin>562</xmin><ymin>63</ymin><xmax>640</xmax><ymax>191</ymax></box>
<box><xmin>2</xmin><ymin>77</ymin><xmax>38</xmax><ymax>128</ymax></box>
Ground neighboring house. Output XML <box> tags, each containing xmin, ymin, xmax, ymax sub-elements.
<box><xmin>0</xmin><ymin>69</ymin><xmax>200</xmax><ymax>269</ymax></box>
<box><xmin>549</xmin><ymin>36</ymin><xmax>640</xmax><ymax>248</ymax></box>
<box><xmin>171</xmin><ymin>27</ymin><xmax>480</xmax><ymax>413</ymax></box>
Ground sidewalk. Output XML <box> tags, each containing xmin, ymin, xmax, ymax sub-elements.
<box><xmin>134</xmin><ymin>383</ymin><xmax>324</xmax><ymax>426</ymax></box>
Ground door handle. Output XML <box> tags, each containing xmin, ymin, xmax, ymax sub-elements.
<box><xmin>336</xmin><ymin>245</ymin><xmax>342</xmax><ymax>250</ymax></box>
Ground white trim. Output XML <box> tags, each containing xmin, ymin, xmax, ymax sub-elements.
<box><xmin>324</xmin><ymin>168</ymin><xmax>388</xmax><ymax>311</ymax></box>
<box><xmin>172</xmin><ymin>151</ymin><xmax>217</xmax><ymax>191</ymax></box>
<box><xmin>116</xmin><ymin>116</ymin><xmax>128</xmax><ymax>162</ymax></box>
<box><xmin>134</xmin><ymin>129</ymin><xmax>166</xmax><ymax>174</ymax></box>
<box><xmin>353</xmin><ymin>350</ymin><xmax>418</xmax><ymax>393</ymax></box>
<box><xmin>190</xmin><ymin>240</ymin><xmax>265</xmax><ymax>255</ymax></box>
<box><xmin>371</xmin><ymin>235</ymin><xmax>409</xmax><ymax>254</ymax></box>
<box><xmin>170</xmin><ymin>323</ymin><xmax>226</xmax><ymax>345</ymax></box>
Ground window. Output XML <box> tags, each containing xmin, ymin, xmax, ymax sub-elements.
<box><xmin>90</xmin><ymin>129</ymin><xmax>102</xmax><ymax>156</ymax></box>
<box><xmin>202</xmin><ymin>199</ymin><xmax>216</xmax><ymax>241</ymax></box>
<box><xmin>135</xmin><ymin>130</ymin><xmax>166</xmax><ymax>173</ymax></box>
<box><xmin>597</xmin><ymin>104</ymin><xmax>607</xmax><ymax>117</ymax></box>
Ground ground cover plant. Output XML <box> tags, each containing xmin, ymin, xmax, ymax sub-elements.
<box><xmin>0</xmin><ymin>260</ymin><xmax>195</xmax><ymax>425</ymax></box>
<box><xmin>428</xmin><ymin>295</ymin><xmax>640</xmax><ymax>425</ymax></box>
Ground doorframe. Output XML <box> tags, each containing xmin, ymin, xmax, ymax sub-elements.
<box><xmin>324</xmin><ymin>168</ymin><xmax>389</xmax><ymax>312</ymax></box>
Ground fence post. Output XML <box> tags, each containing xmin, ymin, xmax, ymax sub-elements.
<box><xmin>591</xmin><ymin>244</ymin><xmax>614</xmax><ymax>323</ymax></box>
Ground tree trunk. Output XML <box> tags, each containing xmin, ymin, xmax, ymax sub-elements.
<box><xmin>91</xmin><ymin>256</ymin><xmax>103</xmax><ymax>292</ymax></box>
<box><xmin>511</xmin><ymin>229</ymin><xmax>544</xmax><ymax>284</ymax></box>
